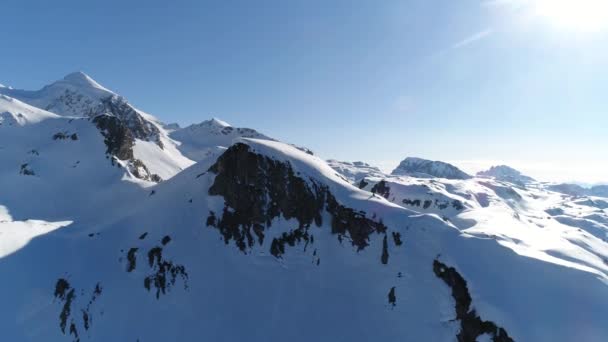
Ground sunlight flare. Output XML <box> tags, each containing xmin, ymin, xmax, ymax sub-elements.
<box><xmin>533</xmin><ymin>0</ymin><xmax>608</xmax><ymax>32</ymax></box>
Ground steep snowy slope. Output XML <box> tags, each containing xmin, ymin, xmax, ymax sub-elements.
<box><xmin>392</xmin><ymin>157</ymin><xmax>472</xmax><ymax>180</ymax></box>
<box><xmin>0</xmin><ymin>95</ymin><xmax>60</xmax><ymax>126</ymax></box>
<box><xmin>1</xmin><ymin>139</ymin><xmax>608</xmax><ymax>341</ymax></box>
<box><xmin>0</xmin><ymin>94</ymin><xmax>152</xmax><ymax>222</ymax></box>
<box><xmin>1</xmin><ymin>73</ymin><xmax>194</xmax><ymax>181</ymax></box>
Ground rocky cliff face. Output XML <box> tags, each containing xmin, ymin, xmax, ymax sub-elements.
<box><xmin>207</xmin><ymin>143</ymin><xmax>388</xmax><ymax>256</ymax></box>
<box><xmin>95</xmin><ymin>96</ymin><xmax>162</xmax><ymax>148</ymax></box>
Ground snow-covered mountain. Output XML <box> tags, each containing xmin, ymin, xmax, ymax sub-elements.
<box><xmin>1</xmin><ymin>73</ymin><xmax>608</xmax><ymax>342</ymax></box>
<box><xmin>0</xmin><ymin>72</ymin><xmax>193</xmax><ymax>181</ymax></box>
<box><xmin>169</xmin><ymin>118</ymin><xmax>272</xmax><ymax>161</ymax></box>
<box><xmin>476</xmin><ymin>165</ymin><xmax>535</xmax><ymax>186</ymax></box>
<box><xmin>392</xmin><ymin>157</ymin><xmax>472</xmax><ymax>180</ymax></box>
<box><xmin>327</xmin><ymin>159</ymin><xmax>387</xmax><ymax>184</ymax></box>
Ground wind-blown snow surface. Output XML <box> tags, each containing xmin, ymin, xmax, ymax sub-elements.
<box><xmin>1</xmin><ymin>73</ymin><xmax>608</xmax><ymax>342</ymax></box>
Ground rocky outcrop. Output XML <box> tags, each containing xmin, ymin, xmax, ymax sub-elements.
<box><xmin>207</xmin><ymin>143</ymin><xmax>388</xmax><ymax>258</ymax></box>
<box><xmin>95</xmin><ymin>96</ymin><xmax>162</xmax><ymax>148</ymax></box>
<box><xmin>433</xmin><ymin>260</ymin><xmax>513</xmax><ymax>342</ymax></box>
<box><xmin>53</xmin><ymin>278</ymin><xmax>103</xmax><ymax>342</ymax></box>
<box><xmin>371</xmin><ymin>180</ymin><xmax>391</xmax><ymax>199</ymax></box>
<box><xmin>93</xmin><ymin>114</ymin><xmax>135</xmax><ymax>160</ymax></box>
<box><xmin>93</xmin><ymin>113</ymin><xmax>161</xmax><ymax>182</ymax></box>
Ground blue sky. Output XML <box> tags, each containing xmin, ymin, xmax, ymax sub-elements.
<box><xmin>2</xmin><ymin>0</ymin><xmax>607</xmax><ymax>183</ymax></box>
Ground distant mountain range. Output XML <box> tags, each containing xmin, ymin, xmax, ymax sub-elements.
<box><xmin>0</xmin><ymin>72</ymin><xmax>607</xmax><ymax>342</ymax></box>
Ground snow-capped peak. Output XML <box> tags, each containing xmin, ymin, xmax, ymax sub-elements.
<box><xmin>206</xmin><ymin>117</ymin><xmax>231</xmax><ymax>127</ymax></box>
<box><xmin>170</xmin><ymin>118</ymin><xmax>273</xmax><ymax>161</ymax></box>
<box><xmin>477</xmin><ymin>165</ymin><xmax>535</xmax><ymax>185</ymax></box>
<box><xmin>61</xmin><ymin>71</ymin><xmax>111</xmax><ymax>92</ymax></box>
<box><xmin>391</xmin><ymin>157</ymin><xmax>472</xmax><ymax>180</ymax></box>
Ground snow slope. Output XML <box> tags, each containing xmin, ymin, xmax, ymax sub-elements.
<box><xmin>0</xmin><ymin>72</ymin><xmax>194</xmax><ymax>181</ymax></box>
<box><xmin>327</xmin><ymin>159</ymin><xmax>387</xmax><ymax>183</ymax></box>
<box><xmin>0</xmin><ymin>95</ymin><xmax>60</xmax><ymax>126</ymax></box>
<box><xmin>0</xmin><ymin>138</ymin><xmax>606</xmax><ymax>341</ymax></box>
<box><xmin>0</xmin><ymin>73</ymin><xmax>608</xmax><ymax>342</ymax></box>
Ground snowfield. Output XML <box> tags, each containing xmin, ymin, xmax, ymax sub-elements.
<box><xmin>0</xmin><ymin>73</ymin><xmax>607</xmax><ymax>341</ymax></box>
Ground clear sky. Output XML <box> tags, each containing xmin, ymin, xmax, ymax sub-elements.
<box><xmin>2</xmin><ymin>0</ymin><xmax>607</xmax><ymax>183</ymax></box>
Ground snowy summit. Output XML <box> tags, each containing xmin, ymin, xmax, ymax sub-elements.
<box><xmin>391</xmin><ymin>157</ymin><xmax>472</xmax><ymax>180</ymax></box>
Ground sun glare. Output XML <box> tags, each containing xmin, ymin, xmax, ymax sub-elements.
<box><xmin>533</xmin><ymin>0</ymin><xmax>608</xmax><ymax>32</ymax></box>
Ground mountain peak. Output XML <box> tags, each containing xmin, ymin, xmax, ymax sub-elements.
<box><xmin>203</xmin><ymin>117</ymin><xmax>231</xmax><ymax>128</ymax></box>
<box><xmin>61</xmin><ymin>71</ymin><xmax>110</xmax><ymax>92</ymax></box>
<box><xmin>477</xmin><ymin>165</ymin><xmax>535</xmax><ymax>185</ymax></box>
<box><xmin>391</xmin><ymin>157</ymin><xmax>472</xmax><ymax>180</ymax></box>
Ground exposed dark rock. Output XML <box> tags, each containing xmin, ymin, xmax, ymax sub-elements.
<box><xmin>53</xmin><ymin>279</ymin><xmax>103</xmax><ymax>341</ymax></box>
<box><xmin>127</xmin><ymin>248</ymin><xmax>138</xmax><ymax>272</ymax></box>
<box><xmin>54</xmin><ymin>278</ymin><xmax>71</xmax><ymax>300</ymax></box>
<box><xmin>139</xmin><ymin>232</ymin><xmax>148</xmax><ymax>240</ymax></box>
<box><xmin>402</xmin><ymin>198</ymin><xmax>465</xmax><ymax>212</ymax></box>
<box><xmin>150</xmin><ymin>174</ymin><xmax>163</xmax><ymax>183</ymax></box>
<box><xmin>206</xmin><ymin>211</ymin><xmax>217</xmax><ymax>227</ymax></box>
<box><xmin>423</xmin><ymin>200</ymin><xmax>432</xmax><ymax>209</ymax></box>
<box><xmin>403</xmin><ymin>198</ymin><xmax>421</xmax><ymax>207</ymax></box>
<box><xmin>358</xmin><ymin>178</ymin><xmax>369</xmax><ymax>189</ymax></box>
<box><xmin>148</xmin><ymin>247</ymin><xmax>163</xmax><ymax>267</ymax></box>
<box><xmin>433</xmin><ymin>260</ymin><xmax>514</xmax><ymax>342</ymax></box>
<box><xmin>127</xmin><ymin>158</ymin><xmax>161</xmax><ymax>182</ymax></box>
<box><xmin>207</xmin><ymin>143</ymin><xmax>388</xmax><ymax>256</ymax></box>
<box><xmin>69</xmin><ymin>322</ymin><xmax>79</xmax><ymax>341</ymax></box>
<box><xmin>139</xmin><ymin>245</ymin><xmax>189</xmax><ymax>299</ymax></box>
<box><xmin>392</xmin><ymin>232</ymin><xmax>403</xmax><ymax>246</ymax></box>
<box><xmin>93</xmin><ymin>114</ymin><xmax>135</xmax><ymax>160</ymax></box>
<box><xmin>19</xmin><ymin>163</ymin><xmax>35</xmax><ymax>176</ymax></box>
<box><xmin>96</xmin><ymin>96</ymin><xmax>162</xmax><ymax>148</ymax></box>
<box><xmin>371</xmin><ymin>180</ymin><xmax>391</xmax><ymax>199</ymax></box>
<box><xmin>53</xmin><ymin>131</ymin><xmax>78</xmax><ymax>141</ymax></box>
<box><xmin>270</xmin><ymin>227</ymin><xmax>312</xmax><ymax>258</ymax></box>
<box><xmin>388</xmin><ymin>287</ymin><xmax>396</xmax><ymax>307</ymax></box>
<box><xmin>452</xmin><ymin>200</ymin><xmax>465</xmax><ymax>211</ymax></box>
<box><xmin>161</xmin><ymin>235</ymin><xmax>172</xmax><ymax>245</ymax></box>
<box><xmin>381</xmin><ymin>234</ymin><xmax>389</xmax><ymax>264</ymax></box>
